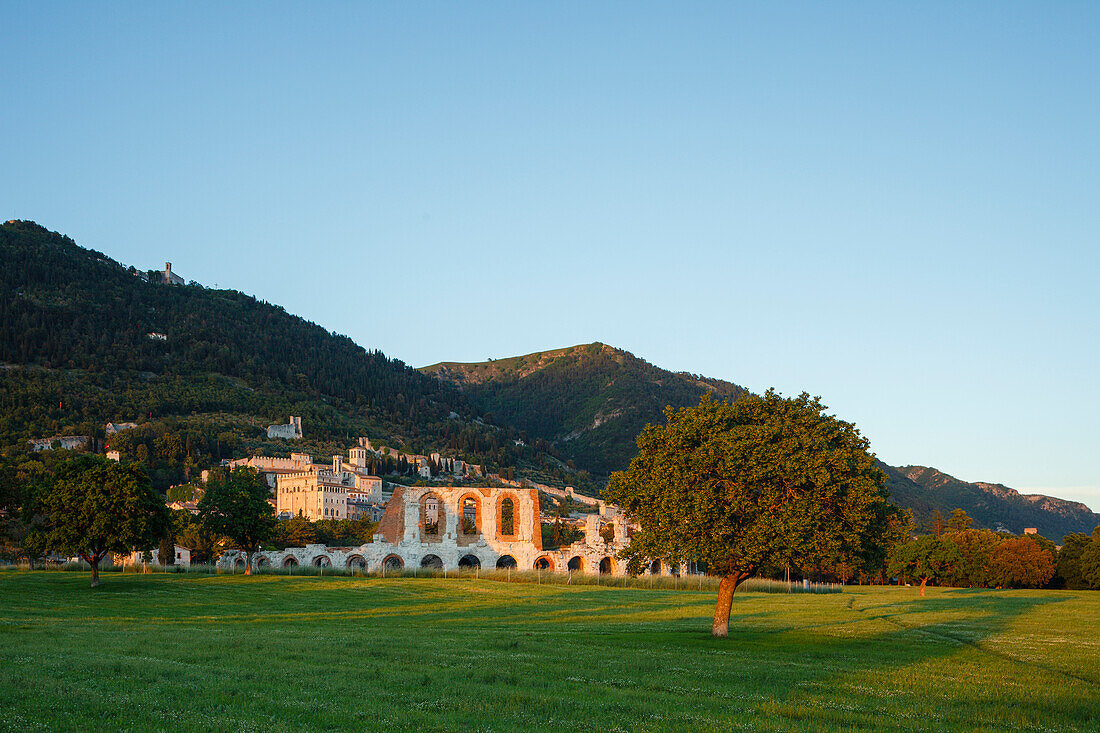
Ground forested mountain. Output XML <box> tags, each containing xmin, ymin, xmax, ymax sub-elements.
<box><xmin>881</xmin><ymin>464</ymin><xmax>1099</xmax><ymax>543</ymax></box>
<box><xmin>0</xmin><ymin>220</ymin><xmax>553</xmax><ymax>489</ymax></box>
<box><xmin>422</xmin><ymin>343</ymin><xmax>748</xmax><ymax>475</ymax></box>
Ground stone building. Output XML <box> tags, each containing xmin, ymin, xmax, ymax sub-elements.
<box><xmin>27</xmin><ymin>435</ymin><xmax>89</xmax><ymax>452</ymax></box>
<box><xmin>266</xmin><ymin>416</ymin><xmax>303</xmax><ymax>440</ymax></box>
<box><xmin>272</xmin><ymin>452</ymin><xmax>384</xmax><ymax>521</ymax></box>
<box><xmin>222</xmin><ymin>485</ymin><xmax>636</xmax><ymax>576</ymax></box>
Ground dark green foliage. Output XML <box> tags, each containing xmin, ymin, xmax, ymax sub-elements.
<box><xmin>1057</xmin><ymin>532</ymin><xmax>1094</xmax><ymax>589</ymax></box>
<box><xmin>1080</xmin><ymin>527</ymin><xmax>1100</xmax><ymax>590</ymax></box>
<box><xmin>39</xmin><ymin>455</ymin><xmax>169</xmax><ymax>586</ymax></box>
<box><xmin>0</xmin><ymin>221</ymin><xmax>466</xmax><ymax>429</ymax></box>
<box><xmin>887</xmin><ymin>536</ymin><xmax>962</xmax><ymax>585</ymax></box>
<box><xmin>197</xmin><ymin>467</ymin><xmax>275</xmax><ymax>567</ymax></box>
<box><xmin>606</xmin><ymin>391</ymin><xmax>895</xmax><ymax>580</ymax></box>
<box><xmin>423</xmin><ymin>343</ymin><xmax>748</xmax><ymax>476</ymax></box>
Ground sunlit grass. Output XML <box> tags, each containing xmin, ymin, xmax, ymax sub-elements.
<box><xmin>0</xmin><ymin>571</ymin><xmax>1097</xmax><ymax>732</ymax></box>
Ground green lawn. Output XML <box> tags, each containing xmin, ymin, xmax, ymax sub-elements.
<box><xmin>1</xmin><ymin>572</ymin><xmax>1097</xmax><ymax>732</ymax></box>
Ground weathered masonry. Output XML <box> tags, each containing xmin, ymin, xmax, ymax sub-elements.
<box><xmin>220</xmin><ymin>485</ymin><xmax>636</xmax><ymax>575</ymax></box>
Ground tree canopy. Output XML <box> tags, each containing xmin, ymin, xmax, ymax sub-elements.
<box><xmin>197</xmin><ymin>467</ymin><xmax>275</xmax><ymax>573</ymax></box>
<box><xmin>605</xmin><ymin>391</ymin><xmax>894</xmax><ymax>637</ymax></box>
<box><xmin>41</xmin><ymin>455</ymin><xmax>168</xmax><ymax>587</ymax></box>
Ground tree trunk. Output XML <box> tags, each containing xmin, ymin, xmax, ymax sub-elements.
<box><xmin>89</xmin><ymin>558</ymin><xmax>100</xmax><ymax>588</ymax></box>
<box><xmin>244</xmin><ymin>551</ymin><xmax>252</xmax><ymax>576</ymax></box>
<box><xmin>919</xmin><ymin>576</ymin><xmax>928</xmax><ymax>596</ymax></box>
<box><xmin>712</xmin><ymin>571</ymin><xmax>748</xmax><ymax>637</ymax></box>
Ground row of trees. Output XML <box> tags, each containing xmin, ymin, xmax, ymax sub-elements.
<box><xmin>885</xmin><ymin>508</ymin><xmax>1100</xmax><ymax>591</ymax></box>
<box><xmin>0</xmin><ymin>453</ymin><xmax>278</xmax><ymax>585</ymax></box>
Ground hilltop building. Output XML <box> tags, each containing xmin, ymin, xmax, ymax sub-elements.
<box><xmin>106</xmin><ymin>422</ymin><xmax>139</xmax><ymax>436</ymax></box>
<box><xmin>267</xmin><ymin>416</ymin><xmax>303</xmax><ymax>440</ymax></box>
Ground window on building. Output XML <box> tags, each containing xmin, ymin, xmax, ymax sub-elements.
<box><xmin>500</xmin><ymin>498</ymin><xmax>515</xmax><ymax>536</ymax></box>
<box><xmin>462</xmin><ymin>497</ymin><xmax>478</xmax><ymax>534</ymax></box>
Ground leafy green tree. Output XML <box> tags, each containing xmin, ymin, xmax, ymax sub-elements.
<box><xmin>1057</xmin><ymin>532</ymin><xmax>1094</xmax><ymax>589</ymax></box>
<box><xmin>40</xmin><ymin>455</ymin><xmax>169</xmax><ymax>587</ymax></box>
<box><xmin>944</xmin><ymin>528</ymin><xmax>1001</xmax><ymax>587</ymax></box>
<box><xmin>198</xmin><ymin>467</ymin><xmax>275</xmax><ymax>574</ymax></box>
<box><xmin>606</xmin><ymin>391</ymin><xmax>894</xmax><ymax>637</ymax></box>
<box><xmin>1078</xmin><ymin>527</ymin><xmax>1100</xmax><ymax>589</ymax></box>
<box><xmin>947</xmin><ymin>508</ymin><xmax>973</xmax><ymax>533</ymax></box>
<box><xmin>987</xmin><ymin>536</ymin><xmax>1056</xmax><ymax>588</ymax></box>
<box><xmin>887</xmin><ymin>535</ymin><xmax>961</xmax><ymax>593</ymax></box>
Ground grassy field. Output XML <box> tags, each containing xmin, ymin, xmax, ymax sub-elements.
<box><xmin>1</xmin><ymin>572</ymin><xmax>1097</xmax><ymax>732</ymax></box>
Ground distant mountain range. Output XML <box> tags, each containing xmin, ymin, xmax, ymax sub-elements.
<box><xmin>425</xmin><ymin>344</ymin><xmax>1099</xmax><ymax>543</ymax></box>
<box><xmin>880</xmin><ymin>464</ymin><xmax>1099</xmax><ymax>543</ymax></box>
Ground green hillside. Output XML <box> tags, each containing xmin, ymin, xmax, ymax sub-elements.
<box><xmin>423</xmin><ymin>342</ymin><xmax>748</xmax><ymax>475</ymax></box>
<box><xmin>0</xmin><ymin>221</ymin><xmax>545</xmax><ymax>488</ymax></box>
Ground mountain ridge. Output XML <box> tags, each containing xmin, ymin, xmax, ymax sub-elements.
<box><xmin>422</xmin><ymin>342</ymin><xmax>749</xmax><ymax>474</ymax></box>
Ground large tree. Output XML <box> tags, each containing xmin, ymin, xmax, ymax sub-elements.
<box><xmin>42</xmin><ymin>455</ymin><xmax>169</xmax><ymax>587</ymax></box>
<box><xmin>987</xmin><ymin>536</ymin><xmax>1056</xmax><ymax>588</ymax></box>
<box><xmin>605</xmin><ymin>391</ymin><xmax>894</xmax><ymax>637</ymax></box>
<box><xmin>198</xmin><ymin>466</ymin><xmax>275</xmax><ymax>574</ymax></box>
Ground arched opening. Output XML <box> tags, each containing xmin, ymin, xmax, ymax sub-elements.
<box><xmin>599</xmin><ymin>557</ymin><xmax>614</xmax><ymax>575</ymax></box>
<box><xmin>312</xmin><ymin>555</ymin><xmax>331</xmax><ymax>568</ymax></box>
<box><xmin>669</xmin><ymin>563</ymin><xmax>681</xmax><ymax>577</ymax></box>
<box><xmin>347</xmin><ymin>555</ymin><xmax>366</xmax><ymax>570</ymax></box>
<box><xmin>567</xmin><ymin>556</ymin><xmax>584</xmax><ymax>572</ymax></box>
<box><xmin>282</xmin><ymin>556</ymin><xmax>299</xmax><ymax>568</ymax></box>
<box><xmin>420</xmin><ymin>554</ymin><xmax>443</xmax><ymax>570</ymax></box>
<box><xmin>422</xmin><ymin>494</ymin><xmax>442</xmax><ymax>536</ymax></box>
<box><xmin>458</xmin><ymin>554</ymin><xmax>481</xmax><ymax>569</ymax></box>
<box><xmin>649</xmin><ymin>560</ymin><xmax>662</xmax><ymax>575</ymax></box>
<box><xmin>534</xmin><ymin>556</ymin><xmax>553</xmax><ymax>571</ymax></box>
<box><xmin>234</xmin><ymin>558</ymin><xmax>245</xmax><ymax>570</ymax></box>
<box><xmin>382</xmin><ymin>554</ymin><xmax>404</xmax><ymax>571</ymax></box>
<box><xmin>460</xmin><ymin>495</ymin><xmax>480</xmax><ymax>535</ymax></box>
<box><xmin>255</xmin><ymin>557</ymin><xmax>270</xmax><ymax>569</ymax></box>
<box><xmin>499</xmin><ymin>497</ymin><xmax>516</xmax><ymax>537</ymax></box>
<box><xmin>496</xmin><ymin>555</ymin><xmax>517</xmax><ymax>569</ymax></box>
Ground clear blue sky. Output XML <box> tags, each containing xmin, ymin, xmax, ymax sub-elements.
<box><xmin>3</xmin><ymin>3</ymin><xmax>1098</xmax><ymax>507</ymax></box>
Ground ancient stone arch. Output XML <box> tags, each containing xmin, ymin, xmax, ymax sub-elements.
<box><xmin>458</xmin><ymin>554</ymin><xmax>481</xmax><ymax>569</ymax></box>
<box><xmin>534</xmin><ymin>556</ymin><xmax>554</xmax><ymax>571</ymax></box>
<box><xmin>649</xmin><ymin>559</ymin><xmax>662</xmax><ymax>575</ymax></box>
<box><xmin>283</xmin><ymin>556</ymin><xmax>298</xmax><ymax>568</ymax></box>
<box><xmin>496</xmin><ymin>492</ymin><xmax>520</xmax><ymax>539</ymax></box>
<box><xmin>254</xmin><ymin>556</ymin><xmax>270</xmax><ymax>569</ymax></box>
<box><xmin>420</xmin><ymin>492</ymin><xmax>446</xmax><ymax>541</ymax></box>
<box><xmin>420</xmin><ymin>554</ymin><xmax>443</xmax><ymax>570</ymax></box>
<box><xmin>496</xmin><ymin>554</ymin><xmax>517</xmax><ymax>569</ymax></box>
<box><xmin>458</xmin><ymin>492</ymin><xmax>482</xmax><ymax>535</ymax></box>
<box><xmin>382</xmin><ymin>554</ymin><xmax>404</xmax><ymax>571</ymax></box>
<box><xmin>599</xmin><ymin>557</ymin><xmax>614</xmax><ymax>574</ymax></box>
<box><xmin>312</xmin><ymin>555</ymin><xmax>331</xmax><ymax>567</ymax></box>
<box><xmin>567</xmin><ymin>556</ymin><xmax>584</xmax><ymax>572</ymax></box>
<box><xmin>234</xmin><ymin>558</ymin><xmax>245</xmax><ymax>570</ymax></box>
<box><xmin>346</xmin><ymin>555</ymin><xmax>366</xmax><ymax>570</ymax></box>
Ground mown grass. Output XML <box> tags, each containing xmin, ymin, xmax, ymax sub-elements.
<box><xmin>0</xmin><ymin>571</ymin><xmax>1097</xmax><ymax>732</ymax></box>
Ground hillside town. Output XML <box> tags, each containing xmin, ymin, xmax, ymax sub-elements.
<box><xmin>36</xmin><ymin>416</ymin><xmax>638</xmax><ymax>576</ymax></box>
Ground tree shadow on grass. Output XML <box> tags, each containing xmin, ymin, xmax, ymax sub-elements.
<box><xmin>659</xmin><ymin>591</ymin><xmax>1096</xmax><ymax>731</ymax></box>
